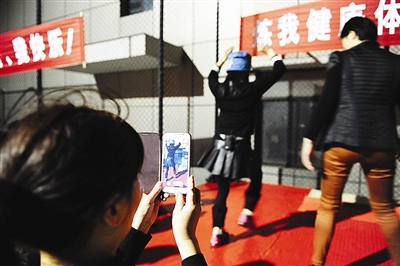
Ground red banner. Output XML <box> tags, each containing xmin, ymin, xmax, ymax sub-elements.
<box><xmin>240</xmin><ymin>0</ymin><xmax>400</xmax><ymax>56</ymax></box>
<box><xmin>0</xmin><ymin>16</ymin><xmax>85</xmax><ymax>76</ymax></box>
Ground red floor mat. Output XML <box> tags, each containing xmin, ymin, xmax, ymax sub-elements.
<box><xmin>137</xmin><ymin>182</ymin><xmax>398</xmax><ymax>266</ymax></box>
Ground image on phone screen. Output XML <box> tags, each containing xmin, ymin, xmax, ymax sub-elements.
<box><xmin>161</xmin><ymin>133</ymin><xmax>191</xmax><ymax>194</ymax></box>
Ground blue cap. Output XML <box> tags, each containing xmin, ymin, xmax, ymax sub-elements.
<box><xmin>226</xmin><ymin>51</ymin><xmax>251</xmax><ymax>72</ymax></box>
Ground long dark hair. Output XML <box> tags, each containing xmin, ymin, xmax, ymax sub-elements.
<box><xmin>217</xmin><ymin>71</ymin><xmax>250</xmax><ymax>98</ymax></box>
<box><xmin>0</xmin><ymin>89</ymin><xmax>144</xmax><ymax>264</ymax></box>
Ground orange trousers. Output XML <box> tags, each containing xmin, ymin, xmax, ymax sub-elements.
<box><xmin>312</xmin><ymin>146</ymin><xmax>400</xmax><ymax>266</ymax></box>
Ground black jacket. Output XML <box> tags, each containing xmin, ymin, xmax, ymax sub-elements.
<box><xmin>305</xmin><ymin>41</ymin><xmax>400</xmax><ymax>150</ymax></box>
<box><xmin>208</xmin><ymin>59</ymin><xmax>286</xmax><ymax>138</ymax></box>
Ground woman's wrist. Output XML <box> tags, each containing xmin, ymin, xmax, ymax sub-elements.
<box><xmin>271</xmin><ymin>54</ymin><xmax>283</xmax><ymax>64</ymax></box>
<box><xmin>216</xmin><ymin>59</ymin><xmax>226</xmax><ymax>67</ymax></box>
<box><xmin>176</xmin><ymin>238</ymin><xmax>201</xmax><ymax>260</ymax></box>
<box><xmin>132</xmin><ymin>217</ymin><xmax>152</xmax><ymax>234</ymax></box>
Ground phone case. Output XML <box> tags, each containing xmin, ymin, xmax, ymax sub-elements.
<box><xmin>137</xmin><ymin>132</ymin><xmax>161</xmax><ymax>193</ymax></box>
<box><xmin>161</xmin><ymin>133</ymin><xmax>191</xmax><ymax>194</ymax></box>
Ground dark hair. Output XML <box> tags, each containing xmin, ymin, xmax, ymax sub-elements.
<box><xmin>0</xmin><ymin>97</ymin><xmax>144</xmax><ymax>262</ymax></box>
<box><xmin>340</xmin><ymin>16</ymin><xmax>377</xmax><ymax>41</ymax></box>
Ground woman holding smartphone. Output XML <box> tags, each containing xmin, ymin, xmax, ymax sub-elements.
<box><xmin>0</xmin><ymin>89</ymin><xmax>206</xmax><ymax>266</ymax></box>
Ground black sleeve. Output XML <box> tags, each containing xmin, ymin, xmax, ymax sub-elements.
<box><xmin>303</xmin><ymin>51</ymin><xmax>342</xmax><ymax>141</ymax></box>
<box><xmin>208</xmin><ymin>70</ymin><xmax>220</xmax><ymax>96</ymax></box>
<box><xmin>253</xmin><ymin>59</ymin><xmax>286</xmax><ymax>94</ymax></box>
<box><xmin>118</xmin><ymin>228</ymin><xmax>152</xmax><ymax>265</ymax></box>
<box><xmin>182</xmin><ymin>253</ymin><xmax>208</xmax><ymax>266</ymax></box>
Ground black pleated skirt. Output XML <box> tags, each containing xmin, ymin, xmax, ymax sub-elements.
<box><xmin>197</xmin><ymin>138</ymin><xmax>252</xmax><ymax>180</ymax></box>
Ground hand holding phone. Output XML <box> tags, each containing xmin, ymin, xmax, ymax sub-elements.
<box><xmin>172</xmin><ymin>175</ymin><xmax>202</xmax><ymax>259</ymax></box>
<box><xmin>132</xmin><ymin>181</ymin><xmax>164</xmax><ymax>234</ymax></box>
<box><xmin>161</xmin><ymin>133</ymin><xmax>191</xmax><ymax>194</ymax></box>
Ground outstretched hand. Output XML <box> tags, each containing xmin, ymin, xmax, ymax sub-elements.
<box><xmin>172</xmin><ymin>175</ymin><xmax>202</xmax><ymax>260</ymax></box>
<box><xmin>216</xmin><ymin>46</ymin><xmax>234</xmax><ymax>67</ymax></box>
<box><xmin>257</xmin><ymin>44</ymin><xmax>277</xmax><ymax>57</ymax></box>
<box><xmin>223</xmin><ymin>46</ymin><xmax>234</xmax><ymax>60</ymax></box>
<box><xmin>132</xmin><ymin>181</ymin><xmax>169</xmax><ymax>234</ymax></box>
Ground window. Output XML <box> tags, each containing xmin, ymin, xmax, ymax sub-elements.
<box><xmin>121</xmin><ymin>0</ymin><xmax>153</xmax><ymax>17</ymax></box>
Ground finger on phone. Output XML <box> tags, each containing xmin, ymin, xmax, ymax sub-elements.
<box><xmin>185</xmin><ymin>176</ymin><xmax>196</xmax><ymax>205</ymax></box>
<box><xmin>187</xmin><ymin>175</ymin><xmax>194</xmax><ymax>189</ymax></box>
<box><xmin>174</xmin><ymin>192</ymin><xmax>184</xmax><ymax>210</ymax></box>
<box><xmin>148</xmin><ymin>181</ymin><xmax>162</xmax><ymax>199</ymax></box>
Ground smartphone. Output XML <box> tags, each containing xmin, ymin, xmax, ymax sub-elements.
<box><xmin>161</xmin><ymin>132</ymin><xmax>191</xmax><ymax>194</ymax></box>
<box><xmin>137</xmin><ymin>132</ymin><xmax>161</xmax><ymax>194</ymax></box>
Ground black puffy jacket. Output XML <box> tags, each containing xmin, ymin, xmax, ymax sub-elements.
<box><xmin>323</xmin><ymin>41</ymin><xmax>400</xmax><ymax>150</ymax></box>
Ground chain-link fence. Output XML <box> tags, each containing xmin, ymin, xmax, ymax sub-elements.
<box><xmin>1</xmin><ymin>0</ymin><xmax>399</xmax><ymax>200</ymax></box>
<box><xmin>0</xmin><ymin>88</ymin><xmax>38</xmax><ymax>131</ymax></box>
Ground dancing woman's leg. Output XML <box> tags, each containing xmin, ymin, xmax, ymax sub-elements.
<box><xmin>212</xmin><ymin>176</ymin><xmax>231</xmax><ymax>228</ymax></box>
<box><xmin>244</xmin><ymin>152</ymin><xmax>262</xmax><ymax>211</ymax></box>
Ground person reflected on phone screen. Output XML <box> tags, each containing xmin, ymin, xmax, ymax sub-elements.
<box><xmin>164</xmin><ymin>139</ymin><xmax>181</xmax><ymax>181</ymax></box>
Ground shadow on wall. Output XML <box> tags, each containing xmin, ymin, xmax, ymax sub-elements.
<box><xmin>95</xmin><ymin>52</ymin><xmax>203</xmax><ymax>98</ymax></box>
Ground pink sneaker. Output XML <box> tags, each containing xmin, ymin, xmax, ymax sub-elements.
<box><xmin>210</xmin><ymin>231</ymin><xmax>229</xmax><ymax>247</ymax></box>
<box><xmin>237</xmin><ymin>213</ymin><xmax>254</xmax><ymax>228</ymax></box>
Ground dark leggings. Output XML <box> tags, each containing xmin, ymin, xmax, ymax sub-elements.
<box><xmin>212</xmin><ymin>155</ymin><xmax>263</xmax><ymax>228</ymax></box>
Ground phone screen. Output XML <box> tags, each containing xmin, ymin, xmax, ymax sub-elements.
<box><xmin>138</xmin><ymin>132</ymin><xmax>160</xmax><ymax>194</ymax></box>
<box><xmin>161</xmin><ymin>133</ymin><xmax>191</xmax><ymax>194</ymax></box>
